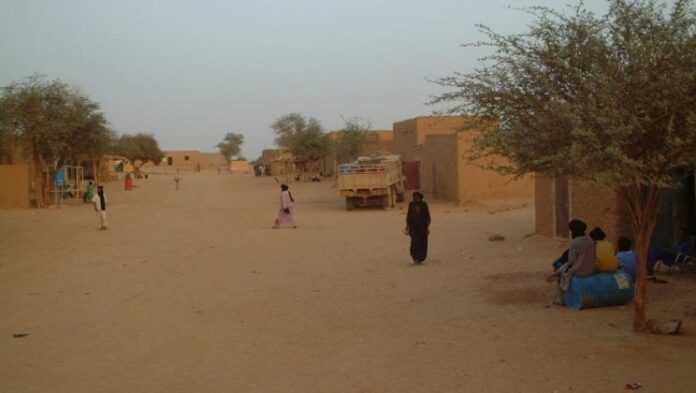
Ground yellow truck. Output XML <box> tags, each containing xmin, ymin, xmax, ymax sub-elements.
<box><xmin>338</xmin><ymin>155</ymin><xmax>407</xmax><ymax>210</ymax></box>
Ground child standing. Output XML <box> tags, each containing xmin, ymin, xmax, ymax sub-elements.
<box><xmin>91</xmin><ymin>186</ymin><xmax>108</xmax><ymax>230</ymax></box>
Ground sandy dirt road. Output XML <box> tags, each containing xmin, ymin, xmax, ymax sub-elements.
<box><xmin>1</xmin><ymin>172</ymin><xmax>695</xmax><ymax>393</ymax></box>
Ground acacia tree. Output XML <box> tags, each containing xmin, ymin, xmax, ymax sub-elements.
<box><xmin>332</xmin><ymin>117</ymin><xmax>379</xmax><ymax>164</ymax></box>
<box><xmin>0</xmin><ymin>76</ymin><xmax>112</xmax><ymax>206</ymax></box>
<box><xmin>77</xmin><ymin>120</ymin><xmax>115</xmax><ymax>185</ymax></box>
<box><xmin>217</xmin><ymin>132</ymin><xmax>244</xmax><ymax>163</ymax></box>
<box><xmin>271</xmin><ymin>113</ymin><xmax>330</xmax><ymax>172</ymax></box>
<box><xmin>0</xmin><ymin>103</ymin><xmax>15</xmax><ymax>163</ymax></box>
<box><xmin>271</xmin><ymin>113</ymin><xmax>309</xmax><ymax>148</ymax></box>
<box><xmin>116</xmin><ymin>133</ymin><xmax>164</xmax><ymax>175</ymax></box>
<box><xmin>62</xmin><ymin>95</ymin><xmax>114</xmax><ymax>184</ymax></box>
<box><xmin>432</xmin><ymin>0</ymin><xmax>695</xmax><ymax>331</ymax></box>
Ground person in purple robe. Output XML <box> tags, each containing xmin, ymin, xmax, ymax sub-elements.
<box><xmin>273</xmin><ymin>184</ymin><xmax>297</xmax><ymax>229</ymax></box>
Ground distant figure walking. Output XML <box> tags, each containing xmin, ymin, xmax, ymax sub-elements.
<box><xmin>273</xmin><ymin>184</ymin><xmax>297</xmax><ymax>229</ymax></box>
<box><xmin>91</xmin><ymin>186</ymin><xmax>108</xmax><ymax>230</ymax></box>
<box><xmin>405</xmin><ymin>191</ymin><xmax>430</xmax><ymax>264</ymax></box>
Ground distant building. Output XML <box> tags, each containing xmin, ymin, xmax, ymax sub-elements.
<box><xmin>258</xmin><ymin>149</ymin><xmax>295</xmax><ymax>177</ymax></box>
<box><xmin>229</xmin><ymin>160</ymin><xmax>251</xmax><ymax>174</ymax></box>
<box><xmin>0</xmin><ymin>145</ymin><xmax>117</xmax><ymax>208</ymax></box>
<box><xmin>199</xmin><ymin>153</ymin><xmax>227</xmax><ymax>170</ymax></box>
<box><xmin>393</xmin><ymin>115</ymin><xmax>534</xmax><ymax>204</ymax></box>
<box><xmin>163</xmin><ymin>151</ymin><xmax>201</xmax><ymax>171</ymax></box>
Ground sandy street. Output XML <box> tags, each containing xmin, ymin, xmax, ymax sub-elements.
<box><xmin>1</xmin><ymin>172</ymin><xmax>695</xmax><ymax>393</ymax></box>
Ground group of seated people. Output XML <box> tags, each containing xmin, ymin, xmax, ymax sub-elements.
<box><xmin>550</xmin><ymin>220</ymin><xmax>636</xmax><ymax>280</ymax></box>
<box><xmin>549</xmin><ymin>220</ymin><xmax>696</xmax><ymax>304</ymax></box>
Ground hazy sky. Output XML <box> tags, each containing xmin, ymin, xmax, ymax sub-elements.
<box><xmin>1</xmin><ymin>0</ymin><xmax>610</xmax><ymax>159</ymax></box>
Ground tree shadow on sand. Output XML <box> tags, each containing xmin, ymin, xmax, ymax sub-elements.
<box><xmin>482</xmin><ymin>271</ymin><xmax>551</xmax><ymax>305</ymax></box>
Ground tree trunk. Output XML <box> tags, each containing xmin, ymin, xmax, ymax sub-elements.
<box><xmin>135</xmin><ymin>161</ymin><xmax>147</xmax><ymax>178</ymax></box>
<box><xmin>91</xmin><ymin>157</ymin><xmax>99</xmax><ymax>186</ymax></box>
<box><xmin>32</xmin><ymin>150</ymin><xmax>46</xmax><ymax>208</ymax></box>
<box><xmin>632</xmin><ymin>220</ymin><xmax>651</xmax><ymax>332</ymax></box>
<box><xmin>621</xmin><ymin>184</ymin><xmax>662</xmax><ymax>332</ymax></box>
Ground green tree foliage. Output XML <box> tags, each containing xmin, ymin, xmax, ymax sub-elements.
<box><xmin>116</xmin><ymin>133</ymin><xmax>164</xmax><ymax>169</ymax></box>
<box><xmin>271</xmin><ymin>113</ymin><xmax>308</xmax><ymax>148</ymax></box>
<box><xmin>432</xmin><ymin>0</ymin><xmax>695</xmax><ymax>331</ymax></box>
<box><xmin>63</xmin><ymin>95</ymin><xmax>114</xmax><ymax>184</ymax></box>
<box><xmin>0</xmin><ymin>103</ymin><xmax>14</xmax><ymax>163</ymax></box>
<box><xmin>0</xmin><ymin>76</ymin><xmax>113</xmax><ymax>206</ymax></box>
<box><xmin>216</xmin><ymin>132</ymin><xmax>244</xmax><ymax>163</ymax></box>
<box><xmin>332</xmin><ymin>117</ymin><xmax>379</xmax><ymax>164</ymax></box>
<box><xmin>63</xmin><ymin>96</ymin><xmax>110</xmax><ymax>159</ymax></box>
<box><xmin>271</xmin><ymin>113</ymin><xmax>330</xmax><ymax>162</ymax></box>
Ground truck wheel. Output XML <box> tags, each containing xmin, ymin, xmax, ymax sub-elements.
<box><xmin>346</xmin><ymin>198</ymin><xmax>356</xmax><ymax>211</ymax></box>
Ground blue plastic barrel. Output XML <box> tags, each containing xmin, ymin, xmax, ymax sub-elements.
<box><xmin>563</xmin><ymin>270</ymin><xmax>634</xmax><ymax>310</ymax></box>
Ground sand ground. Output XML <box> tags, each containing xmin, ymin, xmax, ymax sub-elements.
<box><xmin>1</xmin><ymin>172</ymin><xmax>695</xmax><ymax>393</ymax></box>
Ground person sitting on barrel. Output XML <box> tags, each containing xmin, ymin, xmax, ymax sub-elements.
<box><xmin>547</xmin><ymin>219</ymin><xmax>596</xmax><ymax>305</ymax></box>
<box><xmin>590</xmin><ymin>226</ymin><xmax>619</xmax><ymax>273</ymax></box>
<box><xmin>616</xmin><ymin>237</ymin><xmax>637</xmax><ymax>282</ymax></box>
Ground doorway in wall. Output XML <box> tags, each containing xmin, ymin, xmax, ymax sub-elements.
<box><xmin>404</xmin><ymin>161</ymin><xmax>420</xmax><ymax>190</ymax></box>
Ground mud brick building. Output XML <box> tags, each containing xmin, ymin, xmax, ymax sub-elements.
<box><xmin>199</xmin><ymin>153</ymin><xmax>227</xmax><ymax>170</ymax></box>
<box><xmin>0</xmin><ymin>164</ymin><xmax>30</xmax><ymax>208</ymax></box>
<box><xmin>393</xmin><ymin>115</ymin><xmax>533</xmax><ymax>204</ymax></box>
<box><xmin>163</xmin><ymin>150</ymin><xmax>201</xmax><ymax>171</ymax></box>
<box><xmin>535</xmin><ymin>175</ymin><xmax>695</xmax><ymax>245</ymax></box>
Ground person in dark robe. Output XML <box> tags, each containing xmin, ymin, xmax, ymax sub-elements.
<box><xmin>405</xmin><ymin>191</ymin><xmax>431</xmax><ymax>264</ymax></box>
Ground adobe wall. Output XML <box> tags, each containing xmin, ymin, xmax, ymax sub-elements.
<box><xmin>414</xmin><ymin>116</ymin><xmax>468</xmax><ymax>144</ymax></box>
<box><xmin>361</xmin><ymin>130</ymin><xmax>394</xmax><ymax>155</ymax></box>
<box><xmin>535</xmin><ymin>175</ymin><xmax>555</xmax><ymax>238</ymax></box>
<box><xmin>199</xmin><ymin>153</ymin><xmax>227</xmax><ymax>169</ymax></box>
<box><xmin>0</xmin><ymin>164</ymin><xmax>29</xmax><ymax>209</ymax></box>
<box><xmin>534</xmin><ymin>176</ymin><xmax>631</xmax><ymax>241</ymax></box>
<box><xmin>264</xmin><ymin>150</ymin><xmax>294</xmax><ymax>176</ymax></box>
<box><xmin>0</xmin><ymin>144</ymin><xmax>25</xmax><ymax>165</ymax></box>
<box><xmin>259</xmin><ymin>149</ymin><xmax>277</xmax><ymax>165</ymax></box>
<box><xmin>229</xmin><ymin>160</ymin><xmax>251</xmax><ymax>174</ymax></box>
<box><xmin>320</xmin><ymin>130</ymin><xmax>394</xmax><ymax>175</ymax></box>
<box><xmin>164</xmin><ymin>151</ymin><xmax>201</xmax><ymax>170</ymax></box>
<box><xmin>457</xmin><ymin>133</ymin><xmax>534</xmax><ymax>203</ymax></box>
<box><xmin>570</xmin><ymin>181</ymin><xmax>630</xmax><ymax>243</ymax></box>
<box><xmin>421</xmin><ymin>134</ymin><xmax>459</xmax><ymax>202</ymax></box>
<box><xmin>393</xmin><ymin>118</ymin><xmax>420</xmax><ymax>162</ymax></box>
<box><xmin>393</xmin><ymin>116</ymin><xmax>467</xmax><ymax>163</ymax></box>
